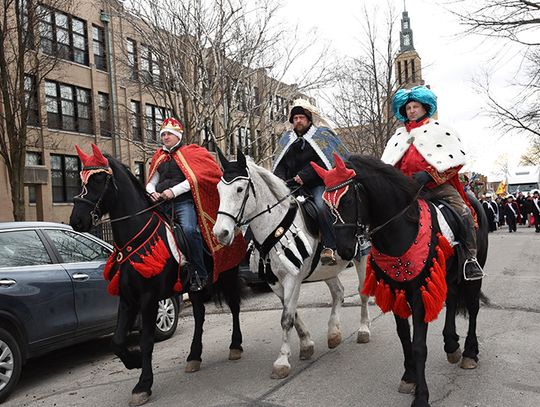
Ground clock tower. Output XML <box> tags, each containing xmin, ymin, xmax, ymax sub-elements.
<box><xmin>395</xmin><ymin>6</ymin><xmax>424</xmax><ymax>88</ymax></box>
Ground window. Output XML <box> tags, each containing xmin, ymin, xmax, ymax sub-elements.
<box><xmin>98</xmin><ymin>93</ymin><xmax>111</xmax><ymax>137</ymax></box>
<box><xmin>134</xmin><ymin>162</ymin><xmax>145</xmax><ymax>185</ymax></box>
<box><xmin>45</xmin><ymin>229</ymin><xmax>110</xmax><ymax>263</ymax></box>
<box><xmin>271</xmin><ymin>96</ymin><xmax>288</xmax><ymax>121</ymax></box>
<box><xmin>236</xmin><ymin>126</ymin><xmax>254</xmax><ymax>156</ymax></box>
<box><xmin>45</xmin><ymin>80</ymin><xmax>92</xmax><ymax>133</ymax></box>
<box><xmin>140</xmin><ymin>45</ymin><xmax>162</xmax><ymax>86</ymax></box>
<box><xmin>93</xmin><ymin>25</ymin><xmax>107</xmax><ymax>71</ymax></box>
<box><xmin>38</xmin><ymin>6</ymin><xmax>88</xmax><ymax>65</ymax></box>
<box><xmin>411</xmin><ymin>60</ymin><xmax>416</xmax><ymax>82</ymax></box>
<box><xmin>21</xmin><ymin>0</ymin><xmax>34</xmax><ymax>49</ymax></box>
<box><xmin>145</xmin><ymin>104</ymin><xmax>171</xmax><ymax>142</ymax></box>
<box><xmin>404</xmin><ymin>60</ymin><xmax>409</xmax><ymax>83</ymax></box>
<box><xmin>130</xmin><ymin>100</ymin><xmax>142</xmax><ymax>141</ymax></box>
<box><xmin>127</xmin><ymin>39</ymin><xmax>138</xmax><ymax>80</ymax></box>
<box><xmin>51</xmin><ymin>154</ymin><xmax>81</xmax><ymax>203</ymax></box>
<box><xmin>26</xmin><ymin>152</ymin><xmax>43</xmax><ymax>204</ymax></box>
<box><xmin>0</xmin><ymin>230</ymin><xmax>52</xmax><ymax>267</ymax></box>
<box><xmin>24</xmin><ymin>75</ymin><xmax>39</xmax><ymax>126</ymax></box>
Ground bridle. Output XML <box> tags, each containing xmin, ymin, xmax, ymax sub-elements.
<box><xmin>217</xmin><ymin>170</ymin><xmax>300</xmax><ymax>228</ymax></box>
<box><xmin>325</xmin><ymin>179</ymin><xmax>369</xmax><ymax>252</ymax></box>
<box><xmin>74</xmin><ymin>167</ymin><xmax>163</xmax><ymax>226</ymax></box>
<box><xmin>326</xmin><ymin>178</ymin><xmax>424</xmax><ymax>246</ymax></box>
<box><xmin>74</xmin><ymin>169</ymin><xmax>115</xmax><ymax>226</ymax></box>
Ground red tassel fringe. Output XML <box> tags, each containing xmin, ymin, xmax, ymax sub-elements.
<box><xmin>393</xmin><ymin>289</ymin><xmax>411</xmax><ymax>319</ymax></box>
<box><xmin>108</xmin><ymin>271</ymin><xmax>120</xmax><ymax>296</ymax></box>
<box><xmin>421</xmin><ymin>286</ymin><xmax>442</xmax><ymax>323</ymax></box>
<box><xmin>375</xmin><ymin>280</ymin><xmax>395</xmax><ymax>313</ymax></box>
<box><xmin>361</xmin><ymin>259</ymin><xmax>377</xmax><ymax>297</ymax></box>
<box><xmin>131</xmin><ymin>236</ymin><xmax>171</xmax><ymax>278</ymax></box>
<box><xmin>437</xmin><ymin>234</ymin><xmax>454</xmax><ymax>259</ymax></box>
<box><xmin>103</xmin><ymin>252</ymin><xmax>116</xmax><ymax>281</ymax></box>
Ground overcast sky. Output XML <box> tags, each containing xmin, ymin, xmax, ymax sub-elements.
<box><xmin>278</xmin><ymin>0</ymin><xmax>535</xmax><ymax>181</ymax></box>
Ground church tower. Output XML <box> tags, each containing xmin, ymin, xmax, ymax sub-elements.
<box><xmin>395</xmin><ymin>6</ymin><xmax>424</xmax><ymax>88</ymax></box>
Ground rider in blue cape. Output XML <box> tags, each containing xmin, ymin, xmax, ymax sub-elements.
<box><xmin>272</xmin><ymin>99</ymin><xmax>349</xmax><ymax>265</ymax></box>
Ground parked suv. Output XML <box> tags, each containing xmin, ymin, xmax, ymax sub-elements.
<box><xmin>0</xmin><ymin>222</ymin><xmax>181</xmax><ymax>402</ymax></box>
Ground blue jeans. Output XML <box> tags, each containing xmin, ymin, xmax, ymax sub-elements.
<box><xmin>308</xmin><ymin>185</ymin><xmax>337</xmax><ymax>250</ymax></box>
<box><xmin>163</xmin><ymin>198</ymin><xmax>208</xmax><ymax>280</ymax></box>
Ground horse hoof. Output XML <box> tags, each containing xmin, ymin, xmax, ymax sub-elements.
<box><xmin>447</xmin><ymin>348</ymin><xmax>462</xmax><ymax>364</ymax></box>
<box><xmin>299</xmin><ymin>344</ymin><xmax>314</xmax><ymax>360</ymax></box>
<box><xmin>185</xmin><ymin>360</ymin><xmax>201</xmax><ymax>373</ymax></box>
<box><xmin>328</xmin><ymin>333</ymin><xmax>342</xmax><ymax>349</ymax></box>
<box><xmin>270</xmin><ymin>365</ymin><xmax>290</xmax><ymax>379</ymax></box>
<box><xmin>129</xmin><ymin>392</ymin><xmax>150</xmax><ymax>406</ymax></box>
<box><xmin>357</xmin><ymin>330</ymin><xmax>370</xmax><ymax>344</ymax></box>
<box><xmin>460</xmin><ymin>357</ymin><xmax>478</xmax><ymax>369</ymax></box>
<box><xmin>229</xmin><ymin>348</ymin><xmax>243</xmax><ymax>361</ymax></box>
<box><xmin>398</xmin><ymin>380</ymin><xmax>416</xmax><ymax>394</ymax></box>
<box><xmin>411</xmin><ymin>399</ymin><xmax>430</xmax><ymax>407</ymax></box>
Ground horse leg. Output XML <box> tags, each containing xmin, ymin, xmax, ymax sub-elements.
<box><xmin>130</xmin><ymin>294</ymin><xmax>159</xmax><ymax>407</ymax></box>
<box><xmin>271</xmin><ymin>282</ymin><xmax>314</xmax><ymax>361</ymax></box>
<box><xmin>394</xmin><ymin>314</ymin><xmax>416</xmax><ymax>394</ymax></box>
<box><xmin>354</xmin><ymin>257</ymin><xmax>371</xmax><ymax>343</ymax></box>
<box><xmin>324</xmin><ymin>277</ymin><xmax>344</xmax><ymax>348</ymax></box>
<box><xmin>221</xmin><ymin>267</ymin><xmax>243</xmax><ymax>361</ymax></box>
<box><xmin>185</xmin><ymin>291</ymin><xmax>205</xmax><ymax>373</ymax></box>
<box><xmin>410</xmin><ymin>291</ymin><xmax>430</xmax><ymax>407</ymax></box>
<box><xmin>442</xmin><ymin>283</ymin><xmax>461</xmax><ymax>364</ymax></box>
<box><xmin>461</xmin><ymin>280</ymin><xmax>482</xmax><ymax>369</ymax></box>
<box><xmin>111</xmin><ymin>297</ymin><xmax>141</xmax><ymax>370</ymax></box>
<box><xmin>271</xmin><ymin>276</ymin><xmax>302</xmax><ymax>379</ymax></box>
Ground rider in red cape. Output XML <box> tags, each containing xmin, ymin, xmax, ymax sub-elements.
<box><xmin>147</xmin><ymin>118</ymin><xmax>246</xmax><ymax>290</ymax></box>
<box><xmin>382</xmin><ymin>86</ymin><xmax>483</xmax><ymax>279</ymax></box>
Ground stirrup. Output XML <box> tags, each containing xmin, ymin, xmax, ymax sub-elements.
<box><xmin>463</xmin><ymin>257</ymin><xmax>485</xmax><ymax>281</ymax></box>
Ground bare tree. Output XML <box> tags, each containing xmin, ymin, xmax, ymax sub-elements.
<box><xmin>112</xmin><ymin>0</ymin><xmax>334</xmax><ymax>164</ymax></box>
<box><xmin>0</xmin><ymin>0</ymin><xmax>74</xmax><ymax>220</ymax></box>
<box><xmin>451</xmin><ymin>1</ymin><xmax>540</xmax><ymax>146</ymax></box>
<box><xmin>520</xmin><ymin>137</ymin><xmax>540</xmax><ymax>165</ymax></box>
<box><xmin>326</xmin><ymin>4</ymin><xmax>399</xmax><ymax>157</ymax></box>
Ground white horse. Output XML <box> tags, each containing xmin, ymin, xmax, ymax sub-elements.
<box><xmin>213</xmin><ymin>150</ymin><xmax>371</xmax><ymax>379</ymax></box>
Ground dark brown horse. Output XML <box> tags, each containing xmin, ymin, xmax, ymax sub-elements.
<box><xmin>312</xmin><ymin>154</ymin><xmax>488</xmax><ymax>407</ymax></box>
<box><xmin>69</xmin><ymin>145</ymin><xmax>244</xmax><ymax>406</ymax></box>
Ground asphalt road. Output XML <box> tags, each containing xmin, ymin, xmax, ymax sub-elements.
<box><xmin>5</xmin><ymin>225</ymin><xmax>540</xmax><ymax>407</ymax></box>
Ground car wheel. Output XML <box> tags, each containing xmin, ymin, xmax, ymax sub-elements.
<box><xmin>0</xmin><ymin>328</ymin><xmax>22</xmax><ymax>403</ymax></box>
<box><xmin>154</xmin><ymin>297</ymin><xmax>180</xmax><ymax>342</ymax></box>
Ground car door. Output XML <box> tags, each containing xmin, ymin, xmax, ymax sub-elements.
<box><xmin>42</xmin><ymin>229</ymin><xmax>118</xmax><ymax>334</ymax></box>
<box><xmin>0</xmin><ymin>229</ymin><xmax>77</xmax><ymax>351</ymax></box>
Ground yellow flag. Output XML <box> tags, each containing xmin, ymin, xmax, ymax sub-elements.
<box><xmin>496</xmin><ymin>181</ymin><xmax>507</xmax><ymax>195</ymax></box>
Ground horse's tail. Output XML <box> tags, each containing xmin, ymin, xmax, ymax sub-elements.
<box><xmin>210</xmin><ymin>265</ymin><xmax>247</xmax><ymax>308</ymax></box>
<box><xmin>456</xmin><ymin>287</ymin><xmax>490</xmax><ymax>317</ymax></box>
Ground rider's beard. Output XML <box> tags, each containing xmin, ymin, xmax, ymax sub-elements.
<box><xmin>294</xmin><ymin>122</ymin><xmax>311</xmax><ymax>136</ymax></box>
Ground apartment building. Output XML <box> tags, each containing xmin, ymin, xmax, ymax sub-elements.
<box><xmin>0</xmin><ymin>0</ymin><xmax>306</xmax><ymax>222</ymax></box>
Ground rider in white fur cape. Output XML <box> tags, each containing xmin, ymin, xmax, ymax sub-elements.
<box><xmin>381</xmin><ymin>86</ymin><xmax>483</xmax><ymax>279</ymax></box>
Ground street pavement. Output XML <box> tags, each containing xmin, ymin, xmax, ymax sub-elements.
<box><xmin>5</xmin><ymin>225</ymin><xmax>540</xmax><ymax>407</ymax></box>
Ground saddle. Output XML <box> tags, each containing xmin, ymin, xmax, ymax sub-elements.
<box><xmin>294</xmin><ymin>196</ymin><xmax>320</xmax><ymax>237</ymax></box>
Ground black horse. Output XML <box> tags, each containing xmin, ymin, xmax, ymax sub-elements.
<box><xmin>312</xmin><ymin>154</ymin><xmax>488</xmax><ymax>407</ymax></box>
<box><xmin>69</xmin><ymin>145</ymin><xmax>244</xmax><ymax>406</ymax></box>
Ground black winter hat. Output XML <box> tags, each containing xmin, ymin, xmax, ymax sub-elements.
<box><xmin>289</xmin><ymin>106</ymin><xmax>313</xmax><ymax>123</ymax></box>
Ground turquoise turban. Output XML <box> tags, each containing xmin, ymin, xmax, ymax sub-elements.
<box><xmin>392</xmin><ymin>86</ymin><xmax>437</xmax><ymax>122</ymax></box>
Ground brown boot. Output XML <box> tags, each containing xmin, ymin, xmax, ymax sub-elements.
<box><xmin>320</xmin><ymin>248</ymin><xmax>337</xmax><ymax>266</ymax></box>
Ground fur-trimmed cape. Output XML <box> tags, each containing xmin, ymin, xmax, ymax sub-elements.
<box><xmin>381</xmin><ymin>119</ymin><xmax>467</xmax><ymax>173</ymax></box>
<box><xmin>148</xmin><ymin>144</ymin><xmax>246</xmax><ymax>279</ymax></box>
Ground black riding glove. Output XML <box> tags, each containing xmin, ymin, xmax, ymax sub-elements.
<box><xmin>412</xmin><ymin>171</ymin><xmax>433</xmax><ymax>186</ymax></box>
<box><xmin>286</xmin><ymin>179</ymin><xmax>300</xmax><ymax>189</ymax></box>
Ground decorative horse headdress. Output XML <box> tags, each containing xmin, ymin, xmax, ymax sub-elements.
<box><xmin>75</xmin><ymin>143</ymin><xmax>112</xmax><ymax>185</ymax></box>
<box><xmin>311</xmin><ymin>153</ymin><xmax>356</xmax><ymax>208</ymax></box>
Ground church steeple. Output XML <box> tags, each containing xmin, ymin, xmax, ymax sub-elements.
<box><xmin>394</xmin><ymin>3</ymin><xmax>424</xmax><ymax>89</ymax></box>
<box><xmin>399</xmin><ymin>10</ymin><xmax>415</xmax><ymax>52</ymax></box>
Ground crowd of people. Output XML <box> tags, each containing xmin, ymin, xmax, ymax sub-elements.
<box><xmin>480</xmin><ymin>190</ymin><xmax>540</xmax><ymax>233</ymax></box>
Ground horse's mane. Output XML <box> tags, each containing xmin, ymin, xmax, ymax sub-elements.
<box><xmin>246</xmin><ymin>158</ymin><xmax>290</xmax><ymax>199</ymax></box>
<box><xmin>105</xmin><ymin>154</ymin><xmax>153</xmax><ymax>206</ymax></box>
<box><xmin>347</xmin><ymin>155</ymin><xmax>419</xmax><ymax>222</ymax></box>
<box><xmin>348</xmin><ymin>155</ymin><xmax>417</xmax><ymax>199</ymax></box>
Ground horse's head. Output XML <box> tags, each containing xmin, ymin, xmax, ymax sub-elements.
<box><xmin>213</xmin><ymin>149</ymin><xmax>257</xmax><ymax>246</ymax></box>
<box><xmin>311</xmin><ymin>154</ymin><xmax>370</xmax><ymax>261</ymax></box>
<box><xmin>69</xmin><ymin>144</ymin><xmax>116</xmax><ymax>232</ymax></box>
